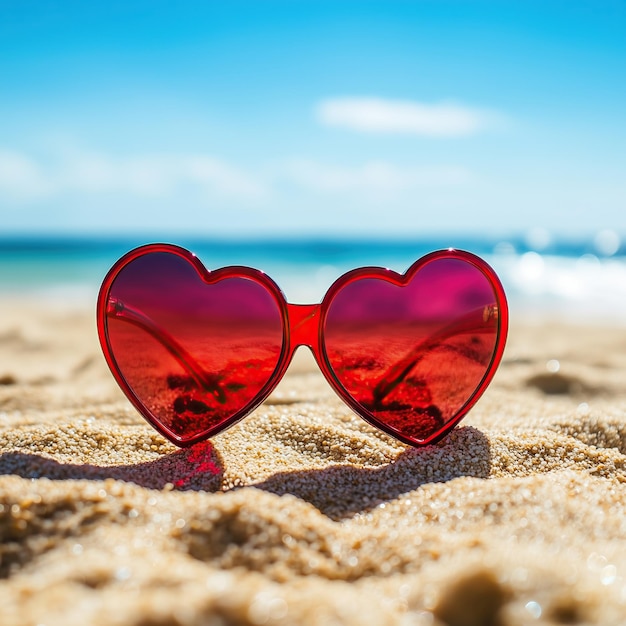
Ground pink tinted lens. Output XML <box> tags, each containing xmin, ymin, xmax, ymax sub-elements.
<box><xmin>323</xmin><ymin>258</ymin><xmax>500</xmax><ymax>443</ymax></box>
<box><xmin>105</xmin><ymin>252</ymin><xmax>284</xmax><ymax>442</ymax></box>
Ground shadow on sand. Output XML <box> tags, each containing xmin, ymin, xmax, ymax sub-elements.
<box><xmin>0</xmin><ymin>426</ymin><xmax>491</xmax><ymax>518</ymax></box>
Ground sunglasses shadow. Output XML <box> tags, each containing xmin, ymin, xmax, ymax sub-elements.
<box><xmin>0</xmin><ymin>426</ymin><xmax>490</xmax><ymax>519</ymax></box>
<box><xmin>248</xmin><ymin>426</ymin><xmax>491</xmax><ymax>519</ymax></box>
<box><xmin>0</xmin><ymin>441</ymin><xmax>224</xmax><ymax>492</ymax></box>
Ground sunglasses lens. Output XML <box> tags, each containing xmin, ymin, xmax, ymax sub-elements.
<box><xmin>323</xmin><ymin>258</ymin><xmax>501</xmax><ymax>444</ymax></box>
<box><xmin>103</xmin><ymin>252</ymin><xmax>284</xmax><ymax>443</ymax></box>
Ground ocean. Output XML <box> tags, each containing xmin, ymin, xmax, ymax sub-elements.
<box><xmin>1</xmin><ymin>234</ymin><xmax>625</xmax><ymax>323</ymax></box>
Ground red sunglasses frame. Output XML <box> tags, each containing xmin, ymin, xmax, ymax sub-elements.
<box><xmin>97</xmin><ymin>244</ymin><xmax>508</xmax><ymax>448</ymax></box>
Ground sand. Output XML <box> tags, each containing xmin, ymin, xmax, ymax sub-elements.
<box><xmin>1</xmin><ymin>299</ymin><xmax>626</xmax><ymax>625</ymax></box>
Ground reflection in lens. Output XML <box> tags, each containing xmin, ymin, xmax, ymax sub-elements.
<box><xmin>106</xmin><ymin>252</ymin><xmax>283</xmax><ymax>440</ymax></box>
<box><xmin>323</xmin><ymin>259</ymin><xmax>499</xmax><ymax>442</ymax></box>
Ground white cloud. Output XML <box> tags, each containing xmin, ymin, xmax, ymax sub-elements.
<box><xmin>0</xmin><ymin>146</ymin><xmax>471</xmax><ymax>206</ymax></box>
<box><xmin>0</xmin><ymin>150</ymin><xmax>52</xmax><ymax>197</ymax></box>
<box><xmin>284</xmin><ymin>159</ymin><xmax>472</xmax><ymax>192</ymax></box>
<box><xmin>316</xmin><ymin>97</ymin><xmax>497</xmax><ymax>137</ymax></box>
<box><xmin>0</xmin><ymin>148</ymin><xmax>267</xmax><ymax>201</ymax></box>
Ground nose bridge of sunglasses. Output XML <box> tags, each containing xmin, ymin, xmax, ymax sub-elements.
<box><xmin>286</xmin><ymin>303</ymin><xmax>321</xmax><ymax>351</ymax></box>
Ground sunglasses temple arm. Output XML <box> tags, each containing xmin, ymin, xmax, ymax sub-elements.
<box><xmin>105</xmin><ymin>297</ymin><xmax>226</xmax><ymax>403</ymax></box>
<box><xmin>371</xmin><ymin>304</ymin><xmax>499</xmax><ymax>408</ymax></box>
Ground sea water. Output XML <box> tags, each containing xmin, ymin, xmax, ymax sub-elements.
<box><xmin>0</xmin><ymin>234</ymin><xmax>625</xmax><ymax>323</ymax></box>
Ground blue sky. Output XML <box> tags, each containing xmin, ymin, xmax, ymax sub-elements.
<box><xmin>0</xmin><ymin>0</ymin><xmax>624</xmax><ymax>239</ymax></box>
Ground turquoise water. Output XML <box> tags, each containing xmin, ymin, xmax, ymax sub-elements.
<box><xmin>1</xmin><ymin>235</ymin><xmax>625</xmax><ymax>321</ymax></box>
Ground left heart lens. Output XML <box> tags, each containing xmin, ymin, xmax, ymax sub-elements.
<box><xmin>104</xmin><ymin>251</ymin><xmax>284</xmax><ymax>442</ymax></box>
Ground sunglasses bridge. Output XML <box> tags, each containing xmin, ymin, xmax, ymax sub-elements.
<box><xmin>286</xmin><ymin>303</ymin><xmax>322</xmax><ymax>352</ymax></box>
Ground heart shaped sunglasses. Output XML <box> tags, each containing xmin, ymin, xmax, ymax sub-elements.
<box><xmin>97</xmin><ymin>244</ymin><xmax>508</xmax><ymax>448</ymax></box>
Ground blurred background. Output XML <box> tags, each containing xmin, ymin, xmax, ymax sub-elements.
<box><xmin>0</xmin><ymin>0</ymin><xmax>625</xmax><ymax>317</ymax></box>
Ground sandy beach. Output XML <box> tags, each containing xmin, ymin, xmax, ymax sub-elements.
<box><xmin>1</xmin><ymin>299</ymin><xmax>626</xmax><ymax>625</ymax></box>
